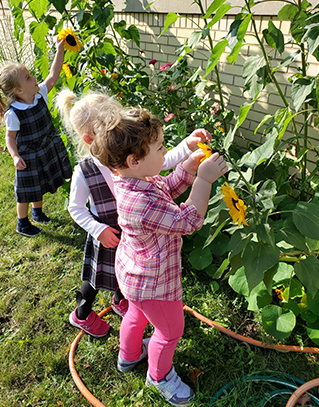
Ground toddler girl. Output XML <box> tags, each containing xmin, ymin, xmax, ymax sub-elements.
<box><xmin>96</xmin><ymin>107</ymin><xmax>228</xmax><ymax>406</ymax></box>
<box><xmin>56</xmin><ymin>89</ymin><xmax>212</xmax><ymax>338</ymax></box>
<box><xmin>0</xmin><ymin>37</ymin><xmax>72</xmax><ymax>237</ymax></box>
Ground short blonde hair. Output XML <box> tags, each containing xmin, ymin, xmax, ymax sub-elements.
<box><xmin>0</xmin><ymin>61</ymin><xmax>25</xmax><ymax>121</ymax></box>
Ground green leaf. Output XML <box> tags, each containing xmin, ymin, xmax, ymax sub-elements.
<box><xmin>291</xmin><ymin>11</ymin><xmax>309</xmax><ymax>43</ymax></box>
<box><xmin>127</xmin><ymin>25</ymin><xmax>140</xmax><ymax>48</ymax></box>
<box><xmin>49</xmin><ymin>0</ymin><xmax>67</xmax><ymax>13</ymax></box>
<box><xmin>278</xmin><ymin>4</ymin><xmax>298</xmax><ymax>20</ymax></box>
<box><xmin>210</xmin><ymin>233</ymin><xmax>230</xmax><ymax>257</ymax></box>
<box><xmin>273</xmin><ymin>262</ymin><xmax>295</xmax><ymax>283</ymax></box>
<box><xmin>29</xmin><ymin>0</ymin><xmax>49</xmax><ymax>18</ymax></box>
<box><xmin>246</xmin><ymin>282</ymin><xmax>272</xmax><ymax>311</ymax></box>
<box><xmin>272</xmin><ymin>50</ymin><xmax>301</xmax><ymax>74</ymax></box>
<box><xmin>93</xmin><ymin>5</ymin><xmax>114</xmax><ymax>32</ymax></box>
<box><xmin>223</xmin><ymin>128</ymin><xmax>234</xmax><ymax>152</ymax></box>
<box><xmin>262</xmin><ymin>305</ymin><xmax>296</xmax><ymax>339</ymax></box>
<box><xmin>34</xmin><ymin>54</ymin><xmax>49</xmax><ymax>80</ymax></box>
<box><xmin>229</xmin><ymin>229</ymin><xmax>252</xmax><ymax>257</ymax></box>
<box><xmin>187</xmin><ymin>31</ymin><xmax>202</xmax><ymax>50</ymax></box>
<box><xmin>234</xmin><ymin>101</ymin><xmax>254</xmax><ymax>130</ymax></box>
<box><xmin>242</xmin><ymin>55</ymin><xmax>268</xmax><ymax>99</ymax></box>
<box><xmin>227</xmin><ymin>14</ymin><xmax>252</xmax><ymax>65</ymax></box>
<box><xmin>293</xmin><ymin>202</ymin><xmax>319</xmax><ymax>240</ymax></box>
<box><xmin>239</xmin><ymin>133</ymin><xmax>276</xmax><ymax>169</ymax></box>
<box><xmin>280</xmin><ymin>218</ymin><xmax>308</xmax><ymax>251</ymax></box>
<box><xmin>30</xmin><ymin>21</ymin><xmax>49</xmax><ymax>53</ymax></box>
<box><xmin>307</xmin><ymin>320</ymin><xmax>319</xmax><ymax>345</ymax></box>
<box><xmin>243</xmin><ymin>241</ymin><xmax>280</xmax><ymax>292</ymax></box>
<box><xmin>307</xmin><ymin>291</ymin><xmax>319</xmax><ymax>316</ymax></box>
<box><xmin>263</xmin><ymin>20</ymin><xmax>284</xmax><ymax>54</ymax></box>
<box><xmin>206</xmin><ymin>4</ymin><xmax>233</xmax><ymax>29</ymax></box>
<box><xmin>188</xmin><ymin>247</ymin><xmax>213</xmax><ymax>270</ymax></box>
<box><xmin>294</xmin><ymin>256</ymin><xmax>319</xmax><ymax>298</ymax></box>
<box><xmin>161</xmin><ymin>12</ymin><xmax>179</xmax><ymax>35</ymax></box>
<box><xmin>205</xmin><ymin>39</ymin><xmax>228</xmax><ymax>77</ymax></box>
<box><xmin>303</xmin><ymin>23</ymin><xmax>319</xmax><ymax>55</ymax></box>
<box><xmin>291</xmin><ymin>77</ymin><xmax>316</xmax><ymax>112</ymax></box>
<box><xmin>204</xmin><ymin>0</ymin><xmax>227</xmax><ymax>18</ymax></box>
<box><xmin>229</xmin><ymin>266</ymin><xmax>249</xmax><ymax>296</ymax></box>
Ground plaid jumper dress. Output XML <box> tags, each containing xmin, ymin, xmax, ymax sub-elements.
<box><xmin>80</xmin><ymin>157</ymin><xmax>121</xmax><ymax>291</ymax></box>
<box><xmin>10</xmin><ymin>96</ymin><xmax>72</xmax><ymax>203</ymax></box>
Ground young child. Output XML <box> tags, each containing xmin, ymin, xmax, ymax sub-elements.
<box><xmin>56</xmin><ymin>89</ymin><xmax>213</xmax><ymax>339</ymax></box>
<box><xmin>0</xmin><ymin>37</ymin><xmax>72</xmax><ymax>237</ymax></box>
<box><xmin>97</xmin><ymin>107</ymin><xmax>228</xmax><ymax>406</ymax></box>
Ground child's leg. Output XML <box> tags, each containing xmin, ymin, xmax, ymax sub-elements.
<box><xmin>139</xmin><ymin>299</ymin><xmax>184</xmax><ymax>382</ymax></box>
<box><xmin>76</xmin><ymin>281</ymin><xmax>98</xmax><ymax>320</ymax></box>
<box><xmin>119</xmin><ymin>300</ymin><xmax>149</xmax><ymax>361</ymax></box>
<box><xmin>32</xmin><ymin>200</ymin><xmax>51</xmax><ymax>224</ymax></box>
<box><xmin>112</xmin><ymin>287</ymin><xmax>128</xmax><ymax>317</ymax></box>
<box><xmin>16</xmin><ymin>202</ymin><xmax>42</xmax><ymax>237</ymax></box>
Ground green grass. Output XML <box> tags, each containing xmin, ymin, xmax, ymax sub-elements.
<box><xmin>1</xmin><ymin>129</ymin><xmax>319</xmax><ymax>407</ymax></box>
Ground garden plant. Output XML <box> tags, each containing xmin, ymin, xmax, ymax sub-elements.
<box><xmin>1</xmin><ymin>0</ymin><xmax>319</xmax><ymax>405</ymax></box>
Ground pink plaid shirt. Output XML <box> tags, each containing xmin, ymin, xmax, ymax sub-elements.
<box><xmin>113</xmin><ymin>163</ymin><xmax>204</xmax><ymax>302</ymax></box>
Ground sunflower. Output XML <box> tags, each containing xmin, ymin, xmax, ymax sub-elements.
<box><xmin>62</xmin><ymin>64</ymin><xmax>72</xmax><ymax>79</ymax></box>
<box><xmin>58</xmin><ymin>27</ymin><xmax>83</xmax><ymax>53</ymax></box>
<box><xmin>197</xmin><ymin>142</ymin><xmax>213</xmax><ymax>162</ymax></box>
<box><xmin>221</xmin><ymin>182</ymin><xmax>249</xmax><ymax>227</ymax></box>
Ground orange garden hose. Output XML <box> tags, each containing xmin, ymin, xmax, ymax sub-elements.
<box><xmin>68</xmin><ymin>304</ymin><xmax>319</xmax><ymax>407</ymax></box>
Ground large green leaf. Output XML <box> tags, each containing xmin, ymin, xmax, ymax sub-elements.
<box><xmin>242</xmin><ymin>55</ymin><xmax>268</xmax><ymax>99</ymax></box>
<box><xmin>293</xmin><ymin>201</ymin><xmax>319</xmax><ymax>240</ymax></box>
<box><xmin>291</xmin><ymin>77</ymin><xmax>316</xmax><ymax>112</ymax></box>
<box><xmin>294</xmin><ymin>256</ymin><xmax>319</xmax><ymax>298</ymax></box>
<box><xmin>161</xmin><ymin>12</ymin><xmax>179</xmax><ymax>35</ymax></box>
<box><xmin>210</xmin><ymin>233</ymin><xmax>229</xmax><ymax>257</ymax></box>
<box><xmin>205</xmin><ymin>39</ymin><xmax>228</xmax><ymax>77</ymax></box>
<box><xmin>307</xmin><ymin>291</ymin><xmax>319</xmax><ymax>316</ymax></box>
<box><xmin>229</xmin><ymin>266</ymin><xmax>249</xmax><ymax>296</ymax></box>
<box><xmin>93</xmin><ymin>5</ymin><xmax>113</xmax><ymax>32</ymax></box>
<box><xmin>273</xmin><ymin>262</ymin><xmax>295</xmax><ymax>283</ymax></box>
<box><xmin>280</xmin><ymin>218</ymin><xmax>308</xmax><ymax>251</ymax></box>
<box><xmin>278</xmin><ymin>4</ymin><xmax>298</xmax><ymax>20</ymax></box>
<box><xmin>49</xmin><ymin>0</ymin><xmax>67</xmax><ymax>13</ymax></box>
<box><xmin>204</xmin><ymin>0</ymin><xmax>227</xmax><ymax>18</ymax></box>
<box><xmin>303</xmin><ymin>23</ymin><xmax>319</xmax><ymax>55</ymax></box>
<box><xmin>29</xmin><ymin>0</ymin><xmax>49</xmax><ymax>18</ymax></box>
<box><xmin>263</xmin><ymin>20</ymin><xmax>284</xmax><ymax>54</ymax></box>
<box><xmin>262</xmin><ymin>305</ymin><xmax>296</xmax><ymax>339</ymax></box>
<box><xmin>307</xmin><ymin>320</ymin><xmax>319</xmax><ymax>345</ymax></box>
<box><xmin>272</xmin><ymin>50</ymin><xmax>301</xmax><ymax>74</ymax></box>
<box><xmin>246</xmin><ymin>282</ymin><xmax>272</xmax><ymax>311</ymax></box>
<box><xmin>30</xmin><ymin>21</ymin><xmax>49</xmax><ymax>53</ymax></box>
<box><xmin>291</xmin><ymin>11</ymin><xmax>309</xmax><ymax>43</ymax></box>
<box><xmin>239</xmin><ymin>133</ymin><xmax>276</xmax><ymax>169</ymax></box>
<box><xmin>206</xmin><ymin>4</ymin><xmax>233</xmax><ymax>29</ymax></box>
<box><xmin>188</xmin><ymin>247</ymin><xmax>213</xmax><ymax>270</ymax></box>
<box><xmin>243</xmin><ymin>241</ymin><xmax>280</xmax><ymax>292</ymax></box>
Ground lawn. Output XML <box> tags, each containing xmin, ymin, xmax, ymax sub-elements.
<box><xmin>1</xmin><ymin>128</ymin><xmax>319</xmax><ymax>407</ymax></box>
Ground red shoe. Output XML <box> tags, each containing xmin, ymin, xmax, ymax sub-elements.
<box><xmin>112</xmin><ymin>296</ymin><xmax>129</xmax><ymax>317</ymax></box>
<box><xmin>69</xmin><ymin>308</ymin><xmax>110</xmax><ymax>337</ymax></box>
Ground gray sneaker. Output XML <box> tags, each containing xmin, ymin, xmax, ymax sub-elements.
<box><xmin>146</xmin><ymin>366</ymin><xmax>195</xmax><ymax>406</ymax></box>
<box><xmin>117</xmin><ymin>338</ymin><xmax>150</xmax><ymax>372</ymax></box>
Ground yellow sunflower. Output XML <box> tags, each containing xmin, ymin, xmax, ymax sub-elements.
<box><xmin>62</xmin><ymin>64</ymin><xmax>72</xmax><ymax>79</ymax></box>
<box><xmin>58</xmin><ymin>27</ymin><xmax>83</xmax><ymax>53</ymax></box>
<box><xmin>111</xmin><ymin>73</ymin><xmax>119</xmax><ymax>81</ymax></box>
<box><xmin>221</xmin><ymin>182</ymin><xmax>249</xmax><ymax>227</ymax></box>
<box><xmin>197</xmin><ymin>142</ymin><xmax>213</xmax><ymax>162</ymax></box>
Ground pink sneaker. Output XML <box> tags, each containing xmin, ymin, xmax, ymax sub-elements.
<box><xmin>112</xmin><ymin>296</ymin><xmax>129</xmax><ymax>317</ymax></box>
<box><xmin>69</xmin><ymin>308</ymin><xmax>110</xmax><ymax>337</ymax></box>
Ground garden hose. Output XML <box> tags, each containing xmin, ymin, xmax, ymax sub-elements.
<box><xmin>68</xmin><ymin>304</ymin><xmax>319</xmax><ymax>407</ymax></box>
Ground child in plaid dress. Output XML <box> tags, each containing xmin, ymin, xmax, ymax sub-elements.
<box><xmin>0</xmin><ymin>37</ymin><xmax>72</xmax><ymax>237</ymax></box>
<box><xmin>93</xmin><ymin>107</ymin><xmax>227</xmax><ymax>406</ymax></box>
<box><xmin>56</xmin><ymin>89</ymin><xmax>213</xmax><ymax>339</ymax></box>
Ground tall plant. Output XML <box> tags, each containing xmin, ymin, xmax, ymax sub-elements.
<box><xmin>163</xmin><ymin>0</ymin><xmax>319</xmax><ymax>343</ymax></box>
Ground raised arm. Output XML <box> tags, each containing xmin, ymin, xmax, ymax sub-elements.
<box><xmin>44</xmin><ymin>37</ymin><xmax>65</xmax><ymax>93</ymax></box>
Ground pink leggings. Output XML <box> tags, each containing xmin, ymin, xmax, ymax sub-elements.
<box><xmin>119</xmin><ymin>299</ymin><xmax>184</xmax><ymax>381</ymax></box>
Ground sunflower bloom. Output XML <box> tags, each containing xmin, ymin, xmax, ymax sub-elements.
<box><xmin>221</xmin><ymin>182</ymin><xmax>249</xmax><ymax>227</ymax></box>
<box><xmin>62</xmin><ymin>64</ymin><xmax>72</xmax><ymax>79</ymax></box>
<box><xmin>197</xmin><ymin>142</ymin><xmax>213</xmax><ymax>162</ymax></box>
<box><xmin>58</xmin><ymin>27</ymin><xmax>83</xmax><ymax>53</ymax></box>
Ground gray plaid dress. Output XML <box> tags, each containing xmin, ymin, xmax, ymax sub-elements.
<box><xmin>10</xmin><ymin>96</ymin><xmax>72</xmax><ymax>203</ymax></box>
<box><xmin>80</xmin><ymin>157</ymin><xmax>121</xmax><ymax>291</ymax></box>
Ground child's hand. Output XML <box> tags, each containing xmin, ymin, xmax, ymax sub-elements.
<box><xmin>186</xmin><ymin>129</ymin><xmax>212</xmax><ymax>151</ymax></box>
<box><xmin>98</xmin><ymin>227</ymin><xmax>120</xmax><ymax>248</ymax></box>
<box><xmin>182</xmin><ymin>150</ymin><xmax>206</xmax><ymax>175</ymax></box>
<box><xmin>197</xmin><ymin>152</ymin><xmax>228</xmax><ymax>184</ymax></box>
<box><xmin>56</xmin><ymin>36</ymin><xmax>65</xmax><ymax>52</ymax></box>
<box><xmin>14</xmin><ymin>156</ymin><xmax>26</xmax><ymax>170</ymax></box>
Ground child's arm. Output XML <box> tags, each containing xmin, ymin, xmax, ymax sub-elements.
<box><xmin>185</xmin><ymin>152</ymin><xmax>228</xmax><ymax>216</ymax></box>
<box><xmin>5</xmin><ymin>130</ymin><xmax>26</xmax><ymax>170</ymax></box>
<box><xmin>162</xmin><ymin>128</ymin><xmax>211</xmax><ymax>170</ymax></box>
<box><xmin>43</xmin><ymin>37</ymin><xmax>65</xmax><ymax>93</ymax></box>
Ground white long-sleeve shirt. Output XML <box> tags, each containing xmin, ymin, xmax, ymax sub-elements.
<box><xmin>68</xmin><ymin>138</ymin><xmax>192</xmax><ymax>240</ymax></box>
